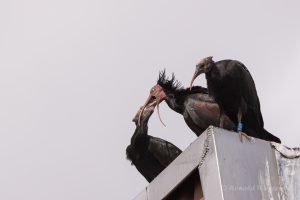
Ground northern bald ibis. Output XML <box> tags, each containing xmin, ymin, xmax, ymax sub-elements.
<box><xmin>139</xmin><ymin>70</ymin><xmax>235</xmax><ymax>137</ymax></box>
<box><xmin>126</xmin><ymin>100</ymin><xmax>182</xmax><ymax>182</ymax></box>
<box><xmin>190</xmin><ymin>57</ymin><xmax>281</xmax><ymax>143</ymax></box>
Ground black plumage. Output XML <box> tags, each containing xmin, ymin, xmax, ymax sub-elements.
<box><xmin>190</xmin><ymin>57</ymin><xmax>281</xmax><ymax>143</ymax></box>
<box><xmin>140</xmin><ymin>70</ymin><xmax>235</xmax><ymax>137</ymax></box>
<box><xmin>126</xmin><ymin>102</ymin><xmax>182</xmax><ymax>182</ymax></box>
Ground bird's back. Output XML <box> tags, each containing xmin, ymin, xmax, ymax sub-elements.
<box><xmin>209</xmin><ymin>60</ymin><xmax>264</xmax><ymax>128</ymax></box>
<box><xmin>148</xmin><ymin>136</ymin><xmax>182</xmax><ymax>166</ymax></box>
<box><xmin>183</xmin><ymin>92</ymin><xmax>235</xmax><ymax>135</ymax></box>
<box><xmin>234</xmin><ymin>61</ymin><xmax>264</xmax><ymax>128</ymax></box>
<box><xmin>127</xmin><ymin>145</ymin><xmax>166</xmax><ymax>182</ymax></box>
<box><xmin>126</xmin><ymin>133</ymin><xmax>182</xmax><ymax>182</ymax></box>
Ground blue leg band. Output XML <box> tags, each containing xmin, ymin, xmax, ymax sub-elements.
<box><xmin>237</xmin><ymin>123</ymin><xmax>243</xmax><ymax>132</ymax></box>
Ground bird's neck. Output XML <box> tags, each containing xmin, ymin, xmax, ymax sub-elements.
<box><xmin>205</xmin><ymin>63</ymin><xmax>221</xmax><ymax>82</ymax></box>
<box><xmin>164</xmin><ymin>87</ymin><xmax>208</xmax><ymax>114</ymax></box>
<box><xmin>165</xmin><ymin>92</ymin><xmax>185</xmax><ymax>114</ymax></box>
<box><xmin>131</xmin><ymin>122</ymin><xmax>148</xmax><ymax>145</ymax></box>
<box><xmin>126</xmin><ymin>122</ymin><xmax>149</xmax><ymax>163</ymax></box>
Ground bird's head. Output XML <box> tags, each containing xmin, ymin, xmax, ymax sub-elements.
<box><xmin>133</xmin><ymin>99</ymin><xmax>156</xmax><ymax>126</ymax></box>
<box><xmin>137</xmin><ymin>84</ymin><xmax>167</xmax><ymax>127</ymax></box>
<box><xmin>138</xmin><ymin>70</ymin><xmax>182</xmax><ymax>127</ymax></box>
<box><xmin>190</xmin><ymin>56</ymin><xmax>214</xmax><ymax>90</ymax></box>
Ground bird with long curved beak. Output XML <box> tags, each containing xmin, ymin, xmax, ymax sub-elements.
<box><xmin>188</xmin><ymin>56</ymin><xmax>281</xmax><ymax>143</ymax></box>
<box><xmin>138</xmin><ymin>85</ymin><xmax>167</xmax><ymax>127</ymax></box>
<box><xmin>189</xmin><ymin>56</ymin><xmax>213</xmax><ymax>91</ymax></box>
<box><xmin>127</xmin><ymin>96</ymin><xmax>182</xmax><ymax>182</ymax></box>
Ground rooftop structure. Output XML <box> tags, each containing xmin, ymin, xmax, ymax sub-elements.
<box><xmin>133</xmin><ymin>126</ymin><xmax>300</xmax><ymax>200</ymax></box>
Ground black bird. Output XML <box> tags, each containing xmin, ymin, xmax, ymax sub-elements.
<box><xmin>126</xmin><ymin>100</ymin><xmax>182</xmax><ymax>182</ymax></box>
<box><xmin>139</xmin><ymin>71</ymin><xmax>235</xmax><ymax>137</ymax></box>
<box><xmin>190</xmin><ymin>57</ymin><xmax>281</xmax><ymax>143</ymax></box>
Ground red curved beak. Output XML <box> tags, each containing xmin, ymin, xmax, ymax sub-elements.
<box><xmin>155</xmin><ymin>93</ymin><xmax>166</xmax><ymax>127</ymax></box>
<box><xmin>138</xmin><ymin>95</ymin><xmax>153</xmax><ymax>127</ymax></box>
<box><xmin>138</xmin><ymin>85</ymin><xmax>167</xmax><ymax>127</ymax></box>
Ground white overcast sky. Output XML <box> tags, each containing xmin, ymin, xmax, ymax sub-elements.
<box><xmin>0</xmin><ymin>0</ymin><xmax>300</xmax><ymax>199</ymax></box>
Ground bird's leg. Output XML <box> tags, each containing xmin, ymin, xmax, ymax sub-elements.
<box><xmin>237</xmin><ymin>108</ymin><xmax>251</xmax><ymax>142</ymax></box>
<box><xmin>219</xmin><ymin>108</ymin><xmax>225</xmax><ymax>128</ymax></box>
<box><xmin>219</xmin><ymin>114</ymin><xmax>225</xmax><ymax>128</ymax></box>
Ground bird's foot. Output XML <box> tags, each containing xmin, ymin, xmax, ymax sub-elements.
<box><xmin>238</xmin><ymin>132</ymin><xmax>253</xmax><ymax>143</ymax></box>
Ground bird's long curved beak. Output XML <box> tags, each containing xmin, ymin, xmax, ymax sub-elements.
<box><xmin>133</xmin><ymin>101</ymin><xmax>156</xmax><ymax>125</ymax></box>
<box><xmin>138</xmin><ymin>89</ymin><xmax>167</xmax><ymax>127</ymax></box>
<box><xmin>189</xmin><ymin>68</ymin><xmax>204</xmax><ymax>91</ymax></box>
<box><xmin>155</xmin><ymin>96</ymin><xmax>166</xmax><ymax>127</ymax></box>
<box><xmin>138</xmin><ymin>95</ymin><xmax>153</xmax><ymax>126</ymax></box>
<box><xmin>189</xmin><ymin>72</ymin><xmax>197</xmax><ymax>91</ymax></box>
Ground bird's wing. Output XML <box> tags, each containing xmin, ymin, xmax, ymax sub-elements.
<box><xmin>184</xmin><ymin>97</ymin><xmax>220</xmax><ymax>127</ymax></box>
<box><xmin>148</xmin><ymin>136</ymin><xmax>182</xmax><ymax>167</ymax></box>
<box><xmin>133</xmin><ymin>151</ymin><xmax>165</xmax><ymax>182</ymax></box>
<box><xmin>183</xmin><ymin>111</ymin><xmax>205</xmax><ymax>136</ymax></box>
<box><xmin>185</xmin><ymin>96</ymin><xmax>236</xmax><ymax>132</ymax></box>
<box><xmin>237</xmin><ymin>62</ymin><xmax>264</xmax><ymax>127</ymax></box>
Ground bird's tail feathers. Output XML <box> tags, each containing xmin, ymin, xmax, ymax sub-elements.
<box><xmin>262</xmin><ymin>129</ymin><xmax>281</xmax><ymax>144</ymax></box>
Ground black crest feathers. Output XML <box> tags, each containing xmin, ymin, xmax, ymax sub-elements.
<box><xmin>157</xmin><ymin>70</ymin><xmax>208</xmax><ymax>94</ymax></box>
<box><xmin>157</xmin><ymin>70</ymin><xmax>182</xmax><ymax>92</ymax></box>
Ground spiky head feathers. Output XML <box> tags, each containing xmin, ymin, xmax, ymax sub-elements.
<box><xmin>157</xmin><ymin>70</ymin><xmax>182</xmax><ymax>92</ymax></box>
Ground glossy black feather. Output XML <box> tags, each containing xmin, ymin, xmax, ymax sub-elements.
<box><xmin>157</xmin><ymin>71</ymin><xmax>235</xmax><ymax>136</ymax></box>
<box><xmin>205</xmin><ymin>59</ymin><xmax>281</xmax><ymax>143</ymax></box>
<box><xmin>126</xmin><ymin>109</ymin><xmax>182</xmax><ymax>182</ymax></box>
